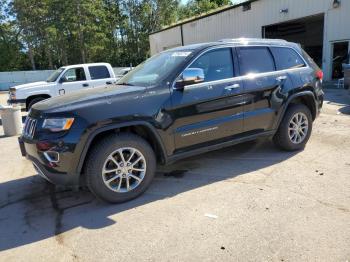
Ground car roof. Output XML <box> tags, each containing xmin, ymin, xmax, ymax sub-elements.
<box><xmin>62</xmin><ymin>63</ymin><xmax>111</xmax><ymax>68</ymax></box>
<box><xmin>167</xmin><ymin>38</ymin><xmax>300</xmax><ymax>53</ymax></box>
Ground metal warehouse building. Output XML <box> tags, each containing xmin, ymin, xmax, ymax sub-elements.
<box><xmin>149</xmin><ymin>0</ymin><xmax>350</xmax><ymax>81</ymax></box>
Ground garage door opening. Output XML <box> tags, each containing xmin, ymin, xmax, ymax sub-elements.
<box><xmin>262</xmin><ymin>14</ymin><xmax>324</xmax><ymax>68</ymax></box>
<box><xmin>331</xmin><ymin>41</ymin><xmax>349</xmax><ymax>79</ymax></box>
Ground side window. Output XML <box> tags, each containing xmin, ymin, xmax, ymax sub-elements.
<box><xmin>189</xmin><ymin>48</ymin><xmax>234</xmax><ymax>82</ymax></box>
<box><xmin>89</xmin><ymin>66</ymin><xmax>111</xmax><ymax>80</ymax></box>
<box><xmin>62</xmin><ymin>68</ymin><xmax>86</xmax><ymax>82</ymax></box>
<box><xmin>270</xmin><ymin>47</ymin><xmax>306</xmax><ymax>70</ymax></box>
<box><xmin>237</xmin><ymin>47</ymin><xmax>275</xmax><ymax>75</ymax></box>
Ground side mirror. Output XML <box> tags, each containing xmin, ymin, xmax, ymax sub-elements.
<box><xmin>59</xmin><ymin>77</ymin><xmax>66</xmax><ymax>83</ymax></box>
<box><xmin>175</xmin><ymin>68</ymin><xmax>205</xmax><ymax>89</ymax></box>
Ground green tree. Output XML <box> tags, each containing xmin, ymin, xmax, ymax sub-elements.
<box><xmin>118</xmin><ymin>0</ymin><xmax>179</xmax><ymax>65</ymax></box>
<box><xmin>178</xmin><ymin>0</ymin><xmax>231</xmax><ymax>20</ymax></box>
<box><xmin>0</xmin><ymin>0</ymin><xmax>29</xmax><ymax>71</ymax></box>
<box><xmin>0</xmin><ymin>0</ymin><xmax>227</xmax><ymax>72</ymax></box>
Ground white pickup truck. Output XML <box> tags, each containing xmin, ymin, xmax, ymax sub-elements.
<box><xmin>8</xmin><ymin>63</ymin><xmax>117</xmax><ymax>110</ymax></box>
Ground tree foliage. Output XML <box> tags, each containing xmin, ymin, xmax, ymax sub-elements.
<box><xmin>0</xmin><ymin>0</ymin><xmax>231</xmax><ymax>71</ymax></box>
<box><xmin>178</xmin><ymin>0</ymin><xmax>231</xmax><ymax>20</ymax></box>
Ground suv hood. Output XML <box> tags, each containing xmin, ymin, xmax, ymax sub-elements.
<box><xmin>32</xmin><ymin>85</ymin><xmax>146</xmax><ymax>113</ymax></box>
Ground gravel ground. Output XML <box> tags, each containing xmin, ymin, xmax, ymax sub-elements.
<box><xmin>0</xmin><ymin>89</ymin><xmax>349</xmax><ymax>262</ymax></box>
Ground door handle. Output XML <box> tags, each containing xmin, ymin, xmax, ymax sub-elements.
<box><xmin>83</xmin><ymin>83</ymin><xmax>89</xmax><ymax>87</ymax></box>
<box><xmin>106</xmin><ymin>81</ymin><xmax>112</xmax><ymax>85</ymax></box>
<box><xmin>276</xmin><ymin>76</ymin><xmax>287</xmax><ymax>83</ymax></box>
<box><xmin>225</xmin><ymin>83</ymin><xmax>240</xmax><ymax>91</ymax></box>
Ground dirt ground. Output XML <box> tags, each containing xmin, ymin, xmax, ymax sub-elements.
<box><xmin>0</xmin><ymin>89</ymin><xmax>349</xmax><ymax>261</ymax></box>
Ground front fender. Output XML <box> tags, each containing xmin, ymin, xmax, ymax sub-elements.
<box><xmin>75</xmin><ymin>121</ymin><xmax>168</xmax><ymax>174</ymax></box>
<box><xmin>15</xmin><ymin>86</ymin><xmax>54</xmax><ymax>99</ymax></box>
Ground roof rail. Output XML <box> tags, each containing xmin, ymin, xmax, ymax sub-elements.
<box><xmin>218</xmin><ymin>38</ymin><xmax>287</xmax><ymax>43</ymax></box>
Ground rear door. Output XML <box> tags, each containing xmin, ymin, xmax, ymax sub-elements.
<box><xmin>88</xmin><ymin>65</ymin><xmax>115</xmax><ymax>88</ymax></box>
<box><xmin>270</xmin><ymin>46</ymin><xmax>311</xmax><ymax>91</ymax></box>
<box><xmin>236</xmin><ymin>46</ymin><xmax>294</xmax><ymax>133</ymax></box>
<box><xmin>171</xmin><ymin>47</ymin><xmax>245</xmax><ymax>151</ymax></box>
<box><xmin>58</xmin><ymin>67</ymin><xmax>90</xmax><ymax>95</ymax></box>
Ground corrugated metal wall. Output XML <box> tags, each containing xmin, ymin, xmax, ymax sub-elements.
<box><xmin>150</xmin><ymin>26</ymin><xmax>182</xmax><ymax>55</ymax></box>
<box><xmin>150</xmin><ymin>0</ymin><xmax>350</xmax><ymax>80</ymax></box>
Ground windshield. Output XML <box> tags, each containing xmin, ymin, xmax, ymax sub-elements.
<box><xmin>46</xmin><ymin>67</ymin><xmax>65</xmax><ymax>82</ymax></box>
<box><xmin>117</xmin><ymin>50</ymin><xmax>193</xmax><ymax>86</ymax></box>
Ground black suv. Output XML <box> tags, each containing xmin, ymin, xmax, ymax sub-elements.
<box><xmin>19</xmin><ymin>38</ymin><xmax>324</xmax><ymax>203</ymax></box>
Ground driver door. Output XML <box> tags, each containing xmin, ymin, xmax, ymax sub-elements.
<box><xmin>58</xmin><ymin>67</ymin><xmax>89</xmax><ymax>95</ymax></box>
<box><xmin>170</xmin><ymin>47</ymin><xmax>245</xmax><ymax>151</ymax></box>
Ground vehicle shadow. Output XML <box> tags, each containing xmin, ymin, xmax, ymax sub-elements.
<box><xmin>0</xmin><ymin>139</ymin><xmax>298</xmax><ymax>251</ymax></box>
<box><xmin>339</xmin><ymin>105</ymin><xmax>350</xmax><ymax>115</ymax></box>
<box><xmin>324</xmin><ymin>89</ymin><xmax>350</xmax><ymax>115</ymax></box>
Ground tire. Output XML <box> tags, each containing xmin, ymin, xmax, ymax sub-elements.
<box><xmin>28</xmin><ymin>97</ymin><xmax>46</xmax><ymax>110</ymax></box>
<box><xmin>85</xmin><ymin>133</ymin><xmax>156</xmax><ymax>203</ymax></box>
<box><xmin>273</xmin><ymin>104</ymin><xmax>313</xmax><ymax>151</ymax></box>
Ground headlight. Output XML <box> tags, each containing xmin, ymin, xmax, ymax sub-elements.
<box><xmin>9</xmin><ymin>88</ymin><xmax>16</xmax><ymax>100</ymax></box>
<box><xmin>42</xmin><ymin>118</ymin><xmax>75</xmax><ymax>132</ymax></box>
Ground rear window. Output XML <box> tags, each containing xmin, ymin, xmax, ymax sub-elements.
<box><xmin>237</xmin><ymin>47</ymin><xmax>275</xmax><ymax>75</ymax></box>
<box><xmin>89</xmin><ymin>66</ymin><xmax>111</xmax><ymax>80</ymax></box>
<box><xmin>270</xmin><ymin>47</ymin><xmax>306</xmax><ymax>70</ymax></box>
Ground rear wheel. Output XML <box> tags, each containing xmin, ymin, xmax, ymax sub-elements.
<box><xmin>85</xmin><ymin>133</ymin><xmax>156</xmax><ymax>203</ymax></box>
<box><xmin>273</xmin><ymin>104</ymin><xmax>313</xmax><ymax>151</ymax></box>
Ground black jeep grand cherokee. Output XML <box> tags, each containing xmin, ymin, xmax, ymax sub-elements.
<box><xmin>19</xmin><ymin>38</ymin><xmax>324</xmax><ymax>203</ymax></box>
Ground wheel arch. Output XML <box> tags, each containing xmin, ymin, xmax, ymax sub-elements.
<box><xmin>26</xmin><ymin>94</ymin><xmax>51</xmax><ymax>110</ymax></box>
<box><xmin>77</xmin><ymin>122</ymin><xmax>168</xmax><ymax>175</ymax></box>
<box><xmin>276</xmin><ymin>90</ymin><xmax>317</xmax><ymax>129</ymax></box>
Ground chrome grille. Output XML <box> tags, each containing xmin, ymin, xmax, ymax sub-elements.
<box><xmin>23</xmin><ymin>117</ymin><xmax>37</xmax><ymax>138</ymax></box>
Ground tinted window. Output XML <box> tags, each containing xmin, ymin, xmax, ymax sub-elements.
<box><xmin>271</xmin><ymin>47</ymin><xmax>306</xmax><ymax>70</ymax></box>
<box><xmin>189</xmin><ymin>48</ymin><xmax>234</xmax><ymax>82</ymax></box>
<box><xmin>61</xmin><ymin>68</ymin><xmax>86</xmax><ymax>82</ymax></box>
<box><xmin>237</xmin><ymin>47</ymin><xmax>275</xmax><ymax>75</ymax></box>
<box><xmin>301</xmin><ymin>49</ymin><xmax>320</xmax><ymax>71</ymax></box>
<box><xmin>89</xmin><ymin>66</ymin><xmax>111</xmax><ymax>80</ymax></box>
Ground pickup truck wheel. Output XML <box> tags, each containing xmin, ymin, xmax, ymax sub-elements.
<box><xmin>85</xmin><ymin>133</ymin><xmax>156</xmax><ymax>203</ymax></box>
<box><xmin>28</xmin><ymin>97</ymin><xmax>46</xmax><ymax>110</ymax></box>
<box><xmin>273</xmin><ymin>104</ymin><xmax>313</xmax><ymax>151</ymax></box>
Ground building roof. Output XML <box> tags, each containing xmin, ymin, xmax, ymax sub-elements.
<box><xmin>150</xmin><ymin>0</ymin><xmax>260</xmax><ymax>35</ymax></box>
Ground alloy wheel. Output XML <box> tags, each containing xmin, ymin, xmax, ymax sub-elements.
<box><xmin>102</xmin><ymin>147</ymin><xmax>146</xmax><ymax>193</ymax></box>
<box><xmin>288</xmin><ymin>112</ymin><xmax>309</xmax><ymax>144</ymax></box>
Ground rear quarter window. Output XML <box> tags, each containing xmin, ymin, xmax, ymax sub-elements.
<box><xmin>89</xmin><ymin>66</ymin><xmax>111</xmax><ymax>80</ymax></box>
<box><xmin>301</xmin><ymin>49</ymin><xmax>321</xmax><ymax>71</ymax></box>
<box><xmin>270</xmin><ymin>47</ymin><xmax>306</xmax><ymax>70</ymax></box>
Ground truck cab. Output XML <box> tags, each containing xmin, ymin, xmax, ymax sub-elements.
<box><xmin>8</xmin><ymin>63</ymin><xmax>116</xmax><ymax>110</ymax></box>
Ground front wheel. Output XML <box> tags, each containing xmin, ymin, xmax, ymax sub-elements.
<box><xmin>85</xmin><ymin>133</ymin><xmax>156</xmax><ymax>203</ymax></box>
<box><xmin>273</xmin><ymin>104</ymin><xmax>313</xmax><ymax>151</ymax></box>
<box><xmin>27</xmin><ymin>97</ymin><xmax>46</xmax><ymax>110</ymax></box>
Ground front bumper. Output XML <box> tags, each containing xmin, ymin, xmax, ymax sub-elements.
<box><xmin>18</xmin><ymin>136</ymin><xmax>80</xmax><ymax>186</ymax></box>
<box><xmin>8</xmin><ymin>99</ymin><xmax>26</xmax><ymax>109</ymax></box>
